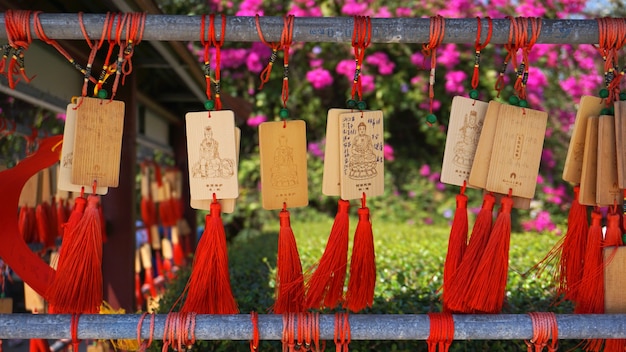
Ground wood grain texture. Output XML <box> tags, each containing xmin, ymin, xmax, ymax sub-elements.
<box><xmin>596</xmin><ymin>115</ymin><xmax>621</xmax><ymax>206</ymax></box>
<box><xmin>604</xmin><ymin>247</ymin><xmax>626</xmax><ymax>313</ymax></box>
<box><xmin>259</xmin><ymin>120</ymin><xmax>309</xmax><ymax>210</ymax></box>
<box><xmin>322</xmin><ymin>108</ymin><xmax>351</xmax><ymax>196</ymax></box>
<box><xmin>615</xmin><ymin>101</ymin><xmax>626</xmax><ymax>188</ymax></box>
<box><xmin>579</xmin><ymin>116</ymin><xmax>599</xmax><ymax>206</ymax></box>
<box><xmin>563</xmin><ymin>96</ymin><xmax>604</xmax><ymax>183</ymax></box>
<box><xmin>469</xmin><ymin>101</ymin><xmax>501</xmax><ymax>188</ymax></box>
<box><xmin>72</xmin><ymin>97</ymin><xmax>125</xmax><ymax>187</ymax></box>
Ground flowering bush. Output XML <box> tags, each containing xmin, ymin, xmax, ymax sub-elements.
<box><xmin>159</xmin><ymin>0</ymin><xmax>622</xmax><ymax>234</ymax></box>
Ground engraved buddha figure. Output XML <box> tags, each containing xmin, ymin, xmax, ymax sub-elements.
<box><xmin>453</xmin><ymin>110</ymin><xmax>482</xmax><ymax>167</ymax></box>
<box><xmin>271</xmin><ymin>135</ymin><xmax>298</xmax><ymax>188</ymax></box>
<box><xmin>348</xmin><ymin>122</ymin><xmax>378</xmax><ymax>179</ymax></box>
<box><xmin>193</xmin><ymin>126</ymin><xmax>234</xmax><ymax>178</ymax></box>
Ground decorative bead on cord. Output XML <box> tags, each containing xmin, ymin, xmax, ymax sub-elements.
<box><xmin>77</xmin><ymin>12</ymin><xmax>110</xmax><ymax>100</ymax></box>
<box><xmin>200</xmin><ymin>14</ymin><xmax>214</xmax><ymax>111</ymax></box>
<box><xmin>279</xmin><ymin>15</ymin><xmax>295</xmax><ymax>122</ymax></box>
<box><xmin>421</xmin><ymin>15</ymin><xmax>444</xmax><ymax>125</ymax></box>
<box><xmin>4</xmin><ymin>10</ymin><xmax>35</xmax><ymax>89</ymax></box>
<box><xmin>256</xmin><ymin>14</ymin><xmax>282</xmax><ymax>90</ymax></box>
<box><xmin>209</xmin><ymin>14</ymin><xmax>226</xmax><ymax>111</ymax></box>
<box><xmin>348</xmin><ymin>16</ymin><xmax>371</xmax><ymax>111</ymax></box>
<box><xmin>469</xmin><ymin>17</ymin><xmax>492</xmax><ymax>100</ymax></box>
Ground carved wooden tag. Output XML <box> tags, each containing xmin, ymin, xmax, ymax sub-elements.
<box><xmin>0</xmin><ymin>297</ymin><xmax>12</xmax><ymax>313</ymax></box>
<box><xmin>72</xmin><ymin>97</ymin><xmax>125</xmax><ymax>187</ymax></box>
<box><xmin>596</xmin><ymin>115</ymin><xmax>621</xmax><ymax>206</ymax></box>
<box><xmin>139</xmin><ymin>243</ymin><xmax>153</xmax><ymax>270</ymax></box>
<box><xmin>259</xmin><ymin>120</ymin><xmax>309</xmax><ymax>209</ymax></box>
<box><xmin>339</xmin><ymin>110</ymin><xmax>384</xmax><ymax>200</ymax></box>
<box><xmin>486</xmin><ymin>104</ymin><xmax>547</xmax><ymax>199</ymax></box>
<box><xmin>579</xmin><ymin>116</ymin><xmax>599</xmax><ymax>206</ymax></box>
<box><xmin>191</xmin><ymin>127</ymin><xmax>241</xmax><ymax>213</ymax></box>
<box><xmin>161</xmin><ymin>237</ymin><xmax>173</xmax><ymax>261</ymax></box>
<box><xmin>322</xmin><ymin>108</ymin><xmax>351</xmax><ymax>196</ymax></box>
<box><xmin>441</xmin><ymin>96</ymin><xmax>489</xmax><ymax>187</ymax></box>
<box><xmin>19</xmin><ymin>172</ymin><xmax>39</xmax><ymax>207</ymax></box>
<box><xmin>492</xmin><ymin>191</ymin><xmax>531</xmax><ymax>210</ymax></box>
<box><xmin>562</xmin><ymin>96</ymin><xmax>604</xmax><ymax>184</ymax></box>
<box><xmin>58</xmin><ymin>103</ymin><xmax>108</xmax><ymax>195</ymax></box>
<box><xmin>186</xmin><ymin>111</ymin><xmax>239</xmax><ymax>200</ymax></box>
<box><xmin>469</xmin><ymin>101</ymin><xmax>501</xmax><ymax>188</ymax></box>
<box><xmin>604</xmin><ymin>247</ymin><xmax>626</xmax><ymax>313</ymax></box>
<box><xmin>615</xmin><ymin>101</ymin><xmax>626</xmax><ymax>188</ymax></box>
<box><xmin>23</xmin><ymin>282</ymin><xmax>44</xmax><ymax>313</ymax></box>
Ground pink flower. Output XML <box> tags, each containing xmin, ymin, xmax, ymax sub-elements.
<box><xmin>308</xmin><ymin>141</ymin><xmax>324</xmax><ymax>158</ymax></box>
<box><xmin>395</xmin><ymin>7</ymin><xmax>412</xmax><ymax>16</ymax></box>
<box><xmin>518</xmin><ymin>1</ymin><xmax>546</xmax><ymax>16</ymax></box>
<box><xmin>246</xmin><ymin>52</ymin><xmax>264</xmax><ymax>73</ymax></box>
<box><xmin>438</xmin><ymin>44</ymin><xmax>460</xmax><ymax>69</ymax></box>
<box><xmin>374</xmin><ymin>6</ymin><xmax>392</xmax><ymax>18</ymax></box>
<box><xmin>247</xmin><ymin>114</ymin><xmax>267</xmax><ymax>128</ymax></box>
<box><xmin>336</xmin><ymin>59</ymin><xmax>356</xmax><ymax>77</ymax></box>
<box><xmin>306</xmin><ymin>68</ymin><xmax>334</xmax><ymax>89</ymax></box>
<box><xmin>366</xmin><ymin>52</ymin><xmax>395</xmax><ymax>75</ymax></box>
<box><xmin>410</xmin><ymin>52</ymin><xmax>430</xmax><ymax>69</ymax></box>
<box><xmin>360</xmin><ymin>74</ymin><xmax>375</xmax><ymax>94</ymax></box>
<box><xmin>341</xmin><ymin>0</ymin><xmax>370</xmax><ymax>15</ymax></box>
<box><xmin>56</xmin><ymin>112</ymin><xmax>66</xmax><ymax>121</ymax></box>
<box><xmin>310</xmin><ymin>59</ymin><xmax>324</xmax><ymax>68</ymax></box>
<box><xmin>444</xmin><ymin>70</ymin><xmax>467</xmax><ymax>95</ymax></box>
<box><xmin>536</xmin><ymin>174</ymin><xmax>544</xmax><ymax>184</ymax></box>
<box><xmin>236</xmin><ymin>0</ymin><xmax>263</xmax><ymax>16</ymax></box>
<box><xmin>419</xmin><ymin>164</ymin><xmax>431</xmax><ymax>177</ymax></box>
<box><xmin>522</xmin><ymin>210</ymin><xmax>556</xmax><ymax>232</ymax></box>
<box><xmin>419</xmin><ymin>99</ymin><xmax>441</xmax><ymax>112</ymax></box>
<box><xmin>383</xmin><ymin>144</ymin><xmax>394</xmax><ymax>161</ymax></box>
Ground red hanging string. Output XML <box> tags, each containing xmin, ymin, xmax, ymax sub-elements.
<box><xmin>70</xmin><ymin>314</ymin><xmax>81</xmax><ymax>352</ymax></box>
<box><xmin>77</xmin><ymin>12</ymin><xmax>110</xmax><ymax>100</ymax></box>
<box><xmin>110</xmin><ymin>13</ymin><xmax>129</xmax><ymax>100</ymax></box>
<box><xmin>250</xmin><ymin>311</ymin><xmax>260</xmax><ymax>351</ymax></box>
<box><xmin>350</xmin><ymin>16</ymin><xmax>372</xmax><ymax>103</ymax></box>
<box><xmin>121</xmin><ymin>12</ymin><xmax>146</xmax><ymax>80</ymax></box>
<box><xmin>209</xmin><ymin>14</ymin><xmax>226</xmax><ymax>111</ymax></box>
<box><xmin>4</xmin><ymin>10</ymin><xmax>35</xmax><ymax>89</ymax></box>
<box><xmin>421</xmin><ymin>15</ymin><xmax>444</xmax><ymax>125</ymax></box>
<box><xmin>333</xmin><ymin>312</ymin><xmax>351</xmax><ymax>352</ymax></box>
<box><xmin>200</xmin><ymin>14</ymin><xmax>213</xmax><ymax>108</ymax></box>
<box><xmin>427</xmin><ymin>312</ymin><xmax>455</xmax><ymax>352</ymax></box>
<box><xmin>92</xmin><ymin>13</ymin><xmax>117</xmax><ymax>97</ymax></box>
<box><xmin>526</xmin><ymin>312</ymin><xmax>559</xmax><ymax>352</ymax></box>
<box><xmin>281</xmin><ymin>15</ymin><xmax>295</xmax><ymax>109</ymax></box>
<box><xmin>470</xmin><ymin>17</ymin><xmax>492</xmax><ymax>92</ymax></box>
<box><xmin>256</xmin><ymin>14</ymin><xmax>281</xmax><ymax>90</ymax></box>
<box><xmin>514</xmin><ymin>17</ymin><xmax>542</xmax><ymax>103</ymax></box>
<box><xmin>596</xmin><ymin>18</ymin><xmax>626</xmax><ymax>104</ymax></box>
<box><xmin>495</xmin><ymin>16</ymin><xmax>521</xmax><ymax>98</ymax></box>
<box><xmin>137</xmin><ymin>312</ymin><xmax>157</xmax><ymax>351</ymax></box>
<box><xmin>282</xmin><ymin>313</ymin><xmax>297</xmax><ymax>352</ymax></box>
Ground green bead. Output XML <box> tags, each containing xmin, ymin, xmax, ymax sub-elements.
<box><xmin>609</xmin><ymin>106</ymin><xmax>615</xmax><ymax>115</ymax></box>
<box><xmin>279</xmin><ymin>108</ymin><xmax>289</xmax><ymax>118</ymax></box>
<box><xmin>508</xmin><ymin>95</ymin><xmax>520</xmax><ymax>106</ymax></box>
<box><xmin>622</xmin><ymin>233</ymin><xmax>626</xmax><ymax>244</ymax></box>
<box><xmin>599</xmin><ymin>88</ymin><xmax>609</xmax><ymax>98</ymax></box>
<box><xmin>204</xmin><ymin>100</ymin><xmax>215</xmax><ymax>110</ymax></box>
<box><xmin>519</xmin><ymin>99</ymin><xmax>529</xmax><ymax>108</ymax></box>
<box><xmin>469</xmin><ymin>89</ymin><xmax>480</xmax><ymax>99</ymax></box>
<box><xmin>620</xmin><ymin>92</ymin><xmax>626</xmax><ymax>101</ymax></box>
<box><xmin>346</xmin><ymin>99</ymin><xmax>357</xmax><ymax>109</ymax></box>
<box><xmin>426</xmin><ymin>114</ymin><xmax>437</xmax><ymax>124</ymax></box>
<box><xmin>96</xmin><ymin>89</ymin><xmax>108</xmax><ymax>99</ymax></box>
<box><xmin>601</xmin><ymin>108</ymin><xmax>611</xmax><ymax>115</ymax></box>
<box><xmin>357</xmin><ymin>101</ymin><xmax>367</xmax><ymax>110</ymax></box>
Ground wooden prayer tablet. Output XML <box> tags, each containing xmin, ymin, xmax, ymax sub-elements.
<box><xmin>579</xmin><ymin>116</ymin><xmax>599</xmax><ymax>206</ymax></box>
<box><xmin>596</xmin><ymin>115</ymin><xmax>621</xmax><ymax>206</ymax></box>
<box><xmin>441</xmin><ymin>97</ymin><xmax>489</xmax><ymax>187</ymax></box>
<box><xmin>492</xmin><ymin>192</ymin><xmax>532</xmax><ymax>210</ymax></box>
<box><xmin>58</xmin><ymin>103</ymin><xmax>108</xmax><ymax>195</ymax></box>
<box><xmin>161</xmin><ymin>237</ymin><xmax>173</xmax><ymax>260</ymax></box>
<box><xmin>191</xmin><ymin>127</ymin><xmax>241</xmax><ymax>213</ymax></box>
<box><xmin>139</xmin><ymin>243</ymin><xmax>154</xmax><ymax>270</ymax></box>
<box><xmin>259</xmin><ymin>120</ymin><xmax>309</xmax><ymax>210</ymax></box>
<box><xmin>0</xmin><ymin>297</ymin><xmax>12</xmax><ymax>313</ymax></box>
<box><xmin>23</xmin><ymin>283</ymin><xmax>44</xmax><ymax>313</ymax></box>
<box><xmin>563</xmin><ymin>96</ymin><xmax>604</xmax><ymax>183</ymax></box>
<box><xmin>604</xmin><ymin>247</ymin><xmax>626</xmax><ymax>313</ymax></box>
<box><xmin>322</xmin><ymin>108</ymin><xmax>351</xmax><ymax>196</ymax></box>
<box><xmin>72</xmin><ymin>97</ymin><xmax>125</xmax><ymax>188</ymax></box>
<box><xmin>469</xmin><ymin>101</ymin><xmax>501</xmax><ymax>188</ymax></box>
<box><xmin>186</xmin><ymin>111</ymin><xmax>239</xmax><ymax>200</ymax></box>
<box><xmin>485</xmin><ymin>104</ymin><xmax>548</xmax><ymax>199</ymax></box>
<box><xmin>615</xmin><ymin>101</ymin><xmax>626</xmax><ymax>188</ymax></box>
<box><xmin>19</xmin><ymin>172</ymin><xmax>39</xmax><ymax>207</ymax></box>
<box><xmin>338</xmin><ymin>110</ymin><xmax>385</xmax><ymax>200</ymax></box>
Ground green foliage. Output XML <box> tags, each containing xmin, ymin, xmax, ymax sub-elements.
<box><xmin>154</xmin><ymin>219</ymin><xmax>579</xmax><ymax>351</ymax></box>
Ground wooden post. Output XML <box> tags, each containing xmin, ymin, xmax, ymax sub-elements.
<box><xmin>101</xmin><ymin>75</ymin><xmax>137</xmax><ymax>312</ymax></box>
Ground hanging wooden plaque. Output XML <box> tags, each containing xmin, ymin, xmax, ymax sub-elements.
<box><xmin>322</xmin><ymin>108</ymin><xmax>351</xmax><ymax>196</ymax></box>
<box><xmin>191</xmin><ymin>127</ymin><xmax>241</xmax><ymax>213</ymax></box>
<box><xmin>0</xmin><ymin>297</ymin><xmax>12</xmax><ymax>313</ymax></box>
<box><xmin>579</xmin><ymin>116</ymin><xmax>599</xmax><ymax>206</ymax></box>
<box><xmin>186</xmin><ymin>111</ymin><xmax>239</xmax><ymax>200</ymax></box>
<box><xmin>259</xmin><ymin>120</ymin><xmax>308</xmax><ymax>209</ymax></box>
<box><xmin>604</xmin><ymin>247</ymin><xmax>626</xmax><ymax>313</ymax></box>
<box><xmin>72</xmin><ymin>97</ymin><xmax>125</xmax><ymax>187</ymax></box>
<box><xmin>441</xmin><ymin>96</ymin><xmax>489</xmax><ymax>187</ymax></box>
<box><xmin>562</xmin><ymin>96</ymin><xmax>604</xmax><ymax>183</ymax></box>
<box><xmin>469</xmin><ymin>101</ymin><xmax>501</xmax><ymax>188</ymax></box>
<box><xmin>615</xmin><ymin>101</ymin><xmax>626</xmax><ymax>188</ymax></box>
<box><xmin>19</xmin><ymin>172</ymin><xmax>39</xmax><ymax>207</ymax></box>
<box><xmin>596</xmin><ymin>115</ymin><xmax>621</xmax><ymax>206</ymax></box>
<box><xmin>338</xmin><ymin>110</ymin><xmax>384</xmax><ymax>200</ymax></box>
<box><xmin>58</xmin><ymin>103</ymin><xmax>108</xmax><ymax>195</ymax></box>
<box><xmin>486</xmin><ymin>104</ymin><xmax>547</xmax><ymax>199</ymax></box>
<box><xmin>23</xmin><ymin>282</ymin><xmax>44</xmax><ymax>313</ymax></box>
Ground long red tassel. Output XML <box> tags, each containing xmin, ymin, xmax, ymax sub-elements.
<box><xmin>56</xmin><ymin>198</ymin><xmax>67</xmax><ymax>237</ymax></box>
<box><xmin>466</xmin><ymin>194</ymin><xmax>513</xmax><ymax>313</ymax></box>
<box><xmin>305</xmin><ymin>199</ymin><xmax>350</xmax><ymax>310</ymax></box>
<box><xmin>180</xmin><ymin>199</ymin><xmax>238</xmax><ymax>314</ymax></box>
<box><xmin>35</xmin><ymin>202</ymin><xmax>54</xmax><ymax>248</ymax></box>
<box><xmin>46</xmin><ymin>195</ymin><xmax>103</xmax><ymax>314</ymax></box>
<box><xmin>442</xmin><ymin>186</ymin><xmax>469</xmax><ymax>312</ymax></box>
<box><xmin>444</xmin><ymin>193</ymin><xmax>496</xmax><ymax>313</ymax></box>
<box><xmin>28</xmin><ymin>339</ymin><xmax>49</xmax><ymax>352</ymax></box>
<box><xmin>345</xmin><ymin>196</ymin><xmax>376</xmax><ymax>313</ymax></box>
<box><xmin>171</xmin><ymin>225</ymin><xmax>185</xmax><ymax>267</ymax></box>
<box><xmin>48</xmin><ymin>198</ymin><xmax>59</xmax><ymax>240</ymax></box>
<box><xmin>600</xmin><ymin>208</ymin><xmax>624</xmax><ymax>351</ymax></box>
<box><xmin>274</xmin><ymin>206</ymin><xmax>305</xmax><ymax>314</ymax></box>
<box><xmin>18</xmin><ymin>205</ymin><xmax>36</xmax><ymax>243</ymax></box>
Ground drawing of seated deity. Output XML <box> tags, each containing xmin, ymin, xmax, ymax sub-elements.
<box><xmin>271</xmin><ymin>135</ymin><xmax>298</xmax><ymax>188</ymax></box>
<box><xmin>348</xmin><ymin>122</ymin><xmax>378</xmax><ymax>179</ymax></box>
<box><xmin>453</xmin><ymin>110</ymin><xmax>481</xmax><ymax>167</ymax></box>
<box><xmin>191</xmin><ymin>126</ymin><xmax>235</xmax><ymax>179</ymax></box>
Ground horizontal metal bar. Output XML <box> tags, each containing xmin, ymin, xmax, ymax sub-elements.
<box><xmin>0</xmin><ymin>314</ymin><xmax>625</xmax><ymax>340</ymax></box>
<box><xmin>0</xmin><ymin>14</ymin><xmax>601</xmax><ymax>44</ymax></box>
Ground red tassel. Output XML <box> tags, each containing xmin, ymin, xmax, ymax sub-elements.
<box><xmin>46</xmin><ymin>195</ymin><xmax>103</xmax><ymax>314</ymax></box>
<box><xmin>48</xmin><ymin>198</ymin><xmax>59</xmax><ymax>240</ymax></box>
<box><xmin>273</xmin><ymin>207</ymin><xmax>305</xmax><ymax>314</ymax></box>
<box><xmin>444</xmin><ymin>193</ymin><xmax>495</xmax><ymax>313</ymax></box>
<box><xmin>573</xmin><ymin>209</ymin><xmax>604</xmax><ymax>315</ymax></box>
<box><xmin>56</xmin><ymin>198</ymin><xmax>67</xmax><ymax>237</ymax></box>
<box><xmin>466</xmin><ymin>194</ymin><xmax>513</xmax><ymax>313</ymax></box>
<box><xmin>171</xmin><ymin>225</ymin><xmax>185</xmax><ymax>267</ymax></box>
<box><xmin>604</xmin><ymin>339</ymin><xmax>626</xmax><ymax>352</ymax></box>
<box><xmin>18</xmin><ymin>205</ymin><xmax>36</xmax><ymax>243</ymax></box>
<box><xmin>305</xmin><ymin>199</ymin><xmax>350</xmax><ymax>310</ymax></box>
<box><xmin>604</xmin><ymin>208</ymin><xmax>622</xmax><ymax>247</ymax></box>
<box><xmin>345</xmin><ymin>199</ymin><xmax>376</xmax><ymax>313</ymax></box>
<box><xmin>28</xmin><ymin>338</ymin><xmax>49</xmax><ymax>352</ymax></box>
<box><xmin>54</xmin><ymin>197</ymin><xmax>87</xmax><ymax>275</ymax></box>
<box><xmin>442</xmin><ymin>190</ymin><xmax>469</xmax><ymax>312</ymax></box>
<box><xmin>180</xmin><ymin>200</ymin><xmax>238</xmax><ymax>314</ymax></box>
<box><xmin>135</xmin><ymin>272</ymin><xmax>144</xmax><ymax>309</ymax></box>
<box><xmin>35</xmin><ymin>202</ymin><xmax>55</xmax><ymax>249</ymax></box>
